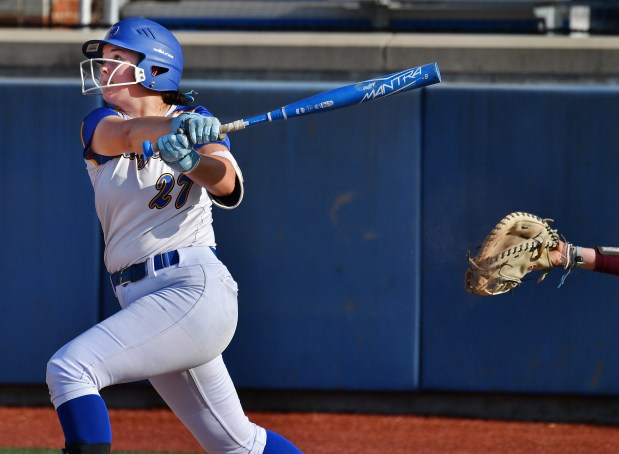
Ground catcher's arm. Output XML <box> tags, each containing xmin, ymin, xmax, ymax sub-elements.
<box><xmin>551</xmin><ymin>241</ymin><xmax>619</xmax><ymax>275</ymax></box>
<box><xmin>550</xmin><ymin>241</ymin><xmax>595</xmax><ymax>270</ymax></box>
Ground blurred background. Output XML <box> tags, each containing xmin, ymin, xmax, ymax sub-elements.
<box><xmin>2</xmin><ymin>0</ymin><xmax>619</xmax><ymax>425</ymax></box>
<box><xmin>3</xmin><ymin>0</ymin><xmax>619</xmax><ymax>36</ymax></box>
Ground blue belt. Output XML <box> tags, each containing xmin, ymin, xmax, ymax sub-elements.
<box><xmin>110</xmin><ymin>246</ymin><xmax>217</xmax><ymax>287</ymax></box>
<box><xmin>110</xmin><ymin>247</ymin><xmax>217</xmax><ymax>287</ymax></box>
<box><xmin>110</xmin><ymin>250</ymin><xmax>180</xmax><ymax>287</ymax></box>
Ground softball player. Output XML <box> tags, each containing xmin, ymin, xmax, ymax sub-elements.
<box><xmin>46</xmin><ymin>17</ymin><xmax>302</xmax><ymax>454</ymax></box>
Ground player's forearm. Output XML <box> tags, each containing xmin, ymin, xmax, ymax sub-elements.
<box><xmin>552</xmin><ymin>241</ymin><xmax>595</xmax><ymax>271</ymax></box>
<box><xmin>122</xmin><ymin>117</ymin><xmax>172</xmax><ymax>154</ymax></box>
<box><xmin>577</xmin><ymin>247</ymin><xmax>596</xmax><ymax>270</ymax></box>
<box><xmin>186</xmin><ymin>152</ymin><xmax>236</xmax><ymax>196</ymax></box>
<box><xmin>554</xmin><ymin>243</ymin><xmax>619</xmax><ymax>275</ymax></box>
<box><xmin>94</xmin><ymin>116</ymin><xmax>172</xmax><ymax>156</ymax></box>
<box><xmin>564</xmin><ymin>246</ymin><xmax>619</xmax><ymax>274</ymax></box>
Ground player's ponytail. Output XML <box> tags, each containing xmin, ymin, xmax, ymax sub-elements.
<box><xmin>162</xmin><ymin>90</ymin><xmax>196</xmax><ymax>106</ymax></box>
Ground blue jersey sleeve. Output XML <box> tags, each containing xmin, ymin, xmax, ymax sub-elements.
<box><xmin>81</xmin><ymin>106</ymin><xmax>123</xmax><ymax>165</ymax></box>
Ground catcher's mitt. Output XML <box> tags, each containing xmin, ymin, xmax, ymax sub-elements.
<box><xmin>465</xmin><ymin>212</ymin><xmax>560</xmax><ymax>296</ymax></box>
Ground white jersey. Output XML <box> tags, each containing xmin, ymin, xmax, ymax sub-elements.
<box><xmin>81</xmin><ymin>105</ymin><xmax>243</xmax><ymax>273</ymax></box>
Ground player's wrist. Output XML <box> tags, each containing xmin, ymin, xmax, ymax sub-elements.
<box><xmin>559</xmin><ymin>242</ymin><xmax>585</xmax><ymax>269</ymax></box>
<box><xmin>179</xmin><ymin>149</ymin><xmax>201</xmax><ymax>173</ymax></box>
<box><xmin>167</xmin><ymin>149</ymin><xmax>200</xmax><ymax>173</ymax></box>
<box><xmin>574</xmin><ymin>246</ymin><xmax>585</xmax><ymax>267</ymax></box>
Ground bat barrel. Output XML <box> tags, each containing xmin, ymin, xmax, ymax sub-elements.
<box><xmin>214</xmin><ymin>61</ymin><xmax>442</xmax><ymax>142</ymax></box>
<box><xmin>274</xmin><ymin>62</ymin><xmax>441</xmax><ymax>121</ymax></box>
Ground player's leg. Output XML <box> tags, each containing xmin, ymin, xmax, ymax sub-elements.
<box><xmin>46</xmin><ymin>248</ymin><xmax>238</xmax><ymax>453</ymax></box>
<box><xmin>150</xmin><ymin>355</ymin><xmax>302</xmax><ymax>454</ymax></box>
<box><xmin>55</xmin><ymin>395</ymin><xmax>111</xmax><ymax>454</ymax></box>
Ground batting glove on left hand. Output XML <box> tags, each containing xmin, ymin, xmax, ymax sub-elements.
<box><xmin>170</xmin><ymin>113</ymin><xmax>221</xmax><ymax>146</ymax></box>
<box><xmin>157</xmin><ymin>133</ymin><xmax>201</xmax><ymax>173</ymax></box>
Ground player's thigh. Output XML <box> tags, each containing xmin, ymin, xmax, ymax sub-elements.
<box><xmin>49</xmin><ymin>263</ymin><xmax>238</xmax><ymax>390</ymax></box>
<box><xmin>100</xmin><ymin>264</ymin><xmax>238</xmax><ymax>378</ymax></box>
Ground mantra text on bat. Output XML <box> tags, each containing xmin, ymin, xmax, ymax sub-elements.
<box><xmin>360</xmin><ymin>66</ymin><xmax>424</xmax><ymax>102</ymax></box>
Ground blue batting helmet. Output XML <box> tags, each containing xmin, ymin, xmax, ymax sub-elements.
<box><xmin>82</xmin><ymin>17</ymin><xmax>183</xmax><ymax>92</ymax></box>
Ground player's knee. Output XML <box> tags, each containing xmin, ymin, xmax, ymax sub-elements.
<box><xmin>46</xmin><ymin>351</ymin><xmax>69</xmax><ymax>393</ymax></box>
<box><xmin>46</xmin><ymin>348</ymin><xmax>99</xmax><ymax>407</ymax></box>
<box><xmin>46</xmin><ymin>351</ymin><xmax>68</xmax><ymax>389</ymax></box>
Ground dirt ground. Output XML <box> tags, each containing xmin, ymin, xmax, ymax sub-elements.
<box><xmin>3</xmin><ymin>406</ymin><xmax>619</xmax><ymax>454</ymax></box>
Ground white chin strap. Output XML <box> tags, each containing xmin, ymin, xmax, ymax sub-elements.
<box><xmin>80</xmin><ymin>58</ymin><xmax>147</xmax><ymax>95</ymax></box>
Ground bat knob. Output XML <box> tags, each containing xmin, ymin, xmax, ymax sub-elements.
<box><xmin>142</xmin><ymin>140</ymin><xmax>157</xmax><ymax>158</ymax></box>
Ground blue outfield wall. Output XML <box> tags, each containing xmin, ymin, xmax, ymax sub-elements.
<box><xmin>422</xmin><ymin>85</ymin><xmax>619</xmax><ymax>396</ymax></box>
<box><xmin>2</xmin><ymin>78</ymin><xmax>619</xmax><ymax>397</ymax></box>
<box><xmin>0</xmin><ymin>79</ymin><xmax>102</xmax><ymax>383</ymax></box>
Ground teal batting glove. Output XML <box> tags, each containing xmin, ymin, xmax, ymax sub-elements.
<box><xmin>157</xmin><ymin>133</ymin><xmax>201</xmax><ymax>173</ymax></box>
<box><xmin>170</xmin><ymin>113</ymin><xmax>221</xmax><ymax>146</ymax></box>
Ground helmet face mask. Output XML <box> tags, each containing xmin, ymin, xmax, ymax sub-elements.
<box><xmin>80</xmin><ymin>17</ymin><xmax>183</xmax><ymax>94</ymax></box>
<box><xmin>80</xmin><ymin>58</ymin><xmax>147</xmax><ymax>95</ymax></box>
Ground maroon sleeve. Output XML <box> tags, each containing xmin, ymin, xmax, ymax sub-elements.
<box><xmin>594</xmin><ymin>248</ymin><xmax>619</xmax><ymax>276</ymax></box>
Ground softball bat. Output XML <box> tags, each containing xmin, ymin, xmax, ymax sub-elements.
<box><xmin>218</xmin><ymin>61</ymin><xmax>441</xmax><ymax>137</ymax></box>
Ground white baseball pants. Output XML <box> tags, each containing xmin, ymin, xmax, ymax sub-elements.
<box><xmin>46</xmin><ymin>246</ymin><xmax>266</xmax><ymax>454</ymax></box>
